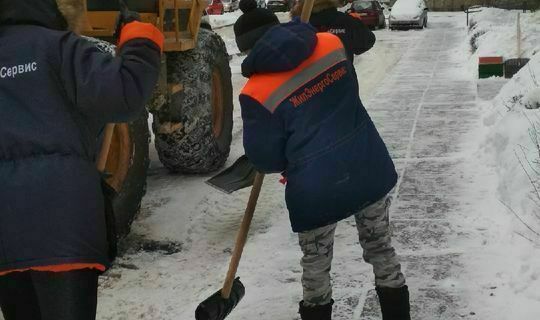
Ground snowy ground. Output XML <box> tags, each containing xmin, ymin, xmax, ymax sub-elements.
<box><xmin>91</xmin><ymin>12</ymin><xmax>540</xmax><ymax>320</ymax></box>
<box><xmin>3</xmin><ymin>11</ymin><xmax>536</xmax><ymax>320</ymax></box>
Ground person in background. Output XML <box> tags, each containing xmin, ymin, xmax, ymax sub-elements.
<box><xmin>0</xmin><ymin>0</ymin><xmax>163</xmax><ymax>319</ymax></box>
<box><xmin>234</xmin><ymin>12</ymin><xmax>410</xmax><ymax>320</ymax></box>
<box><xmin>234</xmin><ymin>0</ymin><xmax>280</xmax><ymax>52</ymax></box>
<box><xmin>291</xmin><ymin>0</ymin><xmax>375</xmax><ymax>62</ymax></box>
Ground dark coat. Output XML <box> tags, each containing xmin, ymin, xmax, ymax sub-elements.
<box><xmin>310</xmin><ymin>8</ymin><xmax>375</xmax><ymax>62</ymax></box>
<box><xmin>0</xmin><ymin>0</ymin><xmax>161</xmax><ymax>273</ymax></box>
<box><xmin>240</xmin><ymin>21</ymin><xmax>397</xmax><ymax>232</ymax></box>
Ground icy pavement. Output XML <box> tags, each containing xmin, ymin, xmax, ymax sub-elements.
<box><xmin>88</xmin><ymin>13</ymin><xmax>538</xmax><ymax>320</ymax></box>
<box><xmin>344</xmin><ymin>14</ymin><xmax>487</xmax><ymax>319</ymax></box>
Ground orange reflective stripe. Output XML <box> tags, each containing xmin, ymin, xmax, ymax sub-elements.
<box><xmin>118</xmin><ymin>21</ymin><xmax>164</xmax><ymax>52</ymax></box>
<box><xmin>264</xmin><ymin>49</ymin><xmax>347</xmax><ymax>111</ymax></box>
<box><xmin>241</xmin><ymin>33</ymin><xmax>347</xmax><ymax>113</ymax></box>
<box><xmin>0</xmin><ymin>263</ymin><xmax>106</xmax><ymax>276</ymax></box>
<box><xmin>349</xmin><ymin>12</ymin><xmax>363</xmax><ymax>20</ymax></box>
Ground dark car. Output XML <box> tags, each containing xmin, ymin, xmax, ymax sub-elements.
<box><xmin>267</xmin><ymin>0</ymin><xmax>289</xmax><ymax>12</ymax></box>
<box><xmin>348</xmin><ymin>0</ymin><xmax>386</xmax><ymax>29</ymax></box>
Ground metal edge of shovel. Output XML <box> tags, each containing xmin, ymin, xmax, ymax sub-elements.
<box><xmin>205</xmin><ymin>155</ymin><xmax>257</xmax><ymax>194</ymax></box>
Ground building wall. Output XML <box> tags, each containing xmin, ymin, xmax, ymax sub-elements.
<box><xmin>428</xmin><ymin>0</ymin><xmax>527</xmax><ymax>11</ymax></box>
<box><xmin>386</xmin><ymin>0</ymin><xmax>532</xmax><ymax>11</ymax></box>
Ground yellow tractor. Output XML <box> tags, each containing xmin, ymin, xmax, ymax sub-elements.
<box><xmin>82</xmin><ymin>0</ymin><xmax>234</xmax><ymax>237</ymax></box>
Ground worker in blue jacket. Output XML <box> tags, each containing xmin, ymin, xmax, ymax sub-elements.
<box><xmin>291</xmin><ymin>0</ymin><xmax>376</xmax><ymax>62</ymax></box>
<box><xmin>234</xmin><ymin>11</ymin><xmax>410</xmax><ymax>320</ymax></box>
<box><xmin>0</xmin><ymin>0</ymin><xmax>163</xmax><ymax>319</ymax></box>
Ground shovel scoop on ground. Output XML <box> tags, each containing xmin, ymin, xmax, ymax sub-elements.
<box><xmin>195</xmin><ymin>278</ymin><xmax>245</xmax><ymax>320</ymax></box>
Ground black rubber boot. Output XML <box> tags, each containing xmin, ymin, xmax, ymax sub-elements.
<box><xmin>376</xmin><ymin>285</ymin><xmax>411</xmax><ymax>320</ymax></box>
<box><xmin>298</xmin><ymin>299</ymin><xmax>334</xmax><ymax>320</ymax></box>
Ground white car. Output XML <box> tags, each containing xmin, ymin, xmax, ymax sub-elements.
<box><xmin>389</xmin><ymin>0</ymin><xmax>428</xmax><ymax>30</ymax></box>
<box><xmin>222</xmin><ymin>0</ymin><xmax>239</xmax><ymax>12</ymax></box>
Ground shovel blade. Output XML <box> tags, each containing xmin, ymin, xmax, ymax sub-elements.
<box><xmin>206</xmin><ymin>155</ymin><xmax>256</xmax><ymax>194</ymax></box>
<box><xmin>195</xmin><ymin>278</ymin><xmax>245</xmax><ymax>320</ymax></box>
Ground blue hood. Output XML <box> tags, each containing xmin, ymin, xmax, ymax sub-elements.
<box><xmin>241</xmin><ymin>20</ymin><xmax>318</xmax><ymax>78</ymax></box>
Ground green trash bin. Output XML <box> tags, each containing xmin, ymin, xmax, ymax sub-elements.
<box><xmin>479</xmin><ymin>56</ymin><xmax>504</xmax><ymax>79</ymax></box>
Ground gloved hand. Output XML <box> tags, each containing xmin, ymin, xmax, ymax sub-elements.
<box><xmin>114</xmin><ymin>0</ymin><xmax>141</xmax><ymax>41</ymax></box>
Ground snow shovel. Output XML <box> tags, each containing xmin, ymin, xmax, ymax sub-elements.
<box><xmin>505</xmin><ymin>12</ymin><xmax>530</xmax><ymax>78</ymax></box>
<box><xmin>205</xmin><ymin>0</ymin><xmax>315</xmax><ymax>194</ymax></box>
<box><xmin>206</xmin><ymin>155</ymin><xmax>256</xmax><ymax>193</ymax></box>
<box><xmin>195</xmin><ymin>172</ymin><xmax>265</xmax><ymax>320</ymax></box>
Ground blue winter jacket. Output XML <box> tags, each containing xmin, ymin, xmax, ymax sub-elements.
<box><xmin>0</xmin><ymin>0</ymin><xmax>161</xmax><ymax>273</ymax></box>
<box><xmin>240</xmin><ymin>21</ymin><xmax>397</xmax><ymax>232</ymax></box>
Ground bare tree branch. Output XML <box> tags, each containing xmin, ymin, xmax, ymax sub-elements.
<box><xmin>514</xmin><ymin>231</ymin><xmax>538</xmax><ymax>244</ymax></box>
<box><xmin>517</xmin><ymin>144</ymin><xmax>540</xmax><ymax>176</ymax></box>
<box><xmin>514</xmin><ymin>149</ymin><xmax>540</xmax><ymax>203</ymax></box>
<box><xmin>499</xmin><ymin>199</ymin><xmax>540</xmax><ymax>238</ymax></box>
<box><xmin>523</xmin><ymin>111</ymin><xmax>540</xmax><ymax>160</ymax></box>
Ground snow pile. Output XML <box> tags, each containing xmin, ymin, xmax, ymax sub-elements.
<box><xmin>468</xmin><ymin>7</ymin><xmax>540</xmax><ymax>58</ymax></box>
<box><xmin>473</xmin><ymin>41</ymin><xmax>540</xmax><ymax>319</ymax></box>
<box><xmin>482</xmin><ymin>53</ymin><xmax>540</xmax><ymax>242</ymax></box>
<box><xmin>209</xmin><ymin>10</ymin><xmax>243</xmax><ymax>29</ymax></box>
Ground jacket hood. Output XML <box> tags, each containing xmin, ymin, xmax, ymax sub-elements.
<box><xmin>0</xmin><ymin>0</ymin><xmax>68</xmax><ymax>30</ymax></box>
<box><xmin>241</xmin><ymin>20</ymin><xmax>318</xmax><ymax>78</ymax></box>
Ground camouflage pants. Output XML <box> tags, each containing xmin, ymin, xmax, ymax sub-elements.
<box><xmin>298</xmin><ymin>195</ymin><xmax>406</xmax><ymax>307</ymax></box>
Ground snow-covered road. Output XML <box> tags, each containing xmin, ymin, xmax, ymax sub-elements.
<box><xmin>77</xmin><ymin>12</ymin><xmax>540</xmax><ymax>320</ymax></box>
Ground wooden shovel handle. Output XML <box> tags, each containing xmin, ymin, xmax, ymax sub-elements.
<box><xmin>517</xmin><ymin>12</ymin><xmax>522</xmax><ymax>59</ymax></box>
<box><xmin>221</xmin><ymin>172</ymin><xmax>265</xmax><ymax>299</ymax></box>
<box><xmin>81</xmin><ymin>0</ymin><xmax>94</xmax><ymax>33</ymax></box>
<box><xmin>96</xmin><ymin>123</ymin><xmax>116</xmax><ymax>172</ymax></box>
<box><xmin>300</xmin><ymin>0</ymin><xmax>315</xmax><ymax>23</ymax></box>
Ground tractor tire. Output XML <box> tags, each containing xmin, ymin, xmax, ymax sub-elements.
<box><xmin>105</xmin><ymin>116</ymin><xmax>150</xmax><ymax>238</ymax></box>
<box><xmin>153</xmin><ymin>28</ymin><xmax>233</xmax><ymax>173</ymax></box>
<box><xmin>87</xmin><ymin>37</ymin><xmax>150</xmax><ymax>238</ymax></box>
